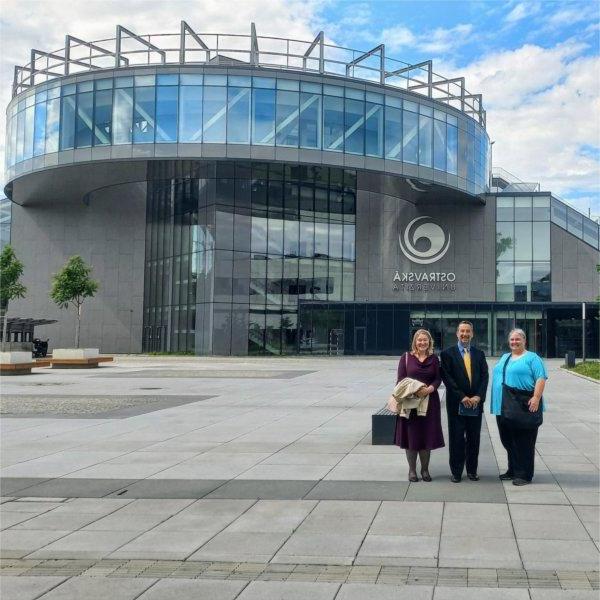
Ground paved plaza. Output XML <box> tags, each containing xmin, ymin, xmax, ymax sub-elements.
<box><xmin>0</xmin><ymin>356</ymin><xmax>598</xmax><ymax>599</ymax></box>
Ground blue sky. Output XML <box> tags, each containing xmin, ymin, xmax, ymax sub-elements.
<box><xmin>1</xmin><ymin>0</ymin><xmax>599</xmax><ymax>216</ymax></box>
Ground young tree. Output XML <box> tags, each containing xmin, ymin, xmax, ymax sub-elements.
<box><xmin>50</xmin><ymin>256</ymin><xmax>99</xmax><ymax>348</ymax></box>
<box><xmin>0</xmin><ymin>245</ymin><xmax>27</xmax><ymax>348</ymax></box>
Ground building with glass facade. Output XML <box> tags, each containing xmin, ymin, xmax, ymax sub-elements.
<box><xmin>4</xmin><ymin>25</ymin><xmax>599</xmax><ymax>357</ymax></box>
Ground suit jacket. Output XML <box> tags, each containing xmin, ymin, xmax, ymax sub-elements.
<box><xmin>440</xmin><ymin>345</ymin><xmax>489</xmax><ymax>409</ymax></box>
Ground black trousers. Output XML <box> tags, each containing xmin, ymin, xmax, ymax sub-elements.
<box><xmin>447</xmin><ymin>405</ymin><xmax>483</xmax><ymax>476</ymax></box>
<box><xmin>496</xmin><ymin>416</ymin><xmax>539</xmax><ymax>481</ymax></box>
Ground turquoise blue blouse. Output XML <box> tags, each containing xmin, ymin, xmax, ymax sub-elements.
<box><xmin>490</xmin><ymin>351</ymin><xmax>548</xmax><ymax>415</ymax></box>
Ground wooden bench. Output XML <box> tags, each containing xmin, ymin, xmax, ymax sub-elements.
<box><xmin>371</xmin><ymin>407</ymin><xmax>397</xmax><ymax>445</ymax></box>
<box><xmin>51</xmin><ymin>356</ymin><xmax>114</xmax><ymax>369</ymax></box>
<box><xmin>0</xmin><ymin>362</ymin><xmax>36</xmax><ymax>375</ymax></box>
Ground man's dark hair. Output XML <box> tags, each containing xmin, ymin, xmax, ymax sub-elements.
<box><xmin>457</xmin><ymin>320</ymin><xmax>474</xmax><ymax>330</ymax></box>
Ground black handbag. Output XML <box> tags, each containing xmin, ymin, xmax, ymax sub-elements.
<box><xmin>501</xmin><ymin>357</ymin><xmax>543</xmax><ymax>429</ymax></box>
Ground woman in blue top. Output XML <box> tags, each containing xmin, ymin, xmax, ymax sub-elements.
<box><xmin>491</xmin><ymin>328</ymin><xmax>548</xmax><ymax>486</ymax></box>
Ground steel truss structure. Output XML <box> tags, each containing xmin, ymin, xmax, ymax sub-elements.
<box><xmin>12</xmin><ymin>22</ymin><xmax>486</xmax><ymax>126</ymax></box>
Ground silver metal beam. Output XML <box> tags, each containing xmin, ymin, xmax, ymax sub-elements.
<box><xmin>345</xmin><ymin>44</ymin><xmax>385</xmax><ymax>84</ymax></box>
<box><xmin>65</xmin><ymin>35</ymin><xmax>126</xmax><ymax>75</ymax></box>
<box><xmin>250</xmin><ymin>22</ymin><xmax>259</xmax><ymax>66</ymax></box>
<box><xmin>179</xmin><ymin>20</ymin><xmax>209</xmax><ymax>64</ymax></box>
<box><xmin>385</xmin><ymin>60</ymin><xmax>432</xmax><ymax>97</ymax></box>
<box><xmin>115</xmin><ymin>25</ymin><xmax>166</xmax><ymax>67</ymax></box>
<box><xmin>303</xmin><ymin>31</ymin><xmax>324</xmax><ymax>73</ymax></box>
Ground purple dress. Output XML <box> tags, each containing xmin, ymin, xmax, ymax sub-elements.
<box><xmin>394</xmin><ymin>353</ymin><xmax>445</xmax><ymax>451</ymax></box>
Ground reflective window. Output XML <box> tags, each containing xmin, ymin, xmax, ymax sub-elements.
<box><xmin>446</xmin><ymin>124</ymin><xmax>458</xmax><ymax>175</ymax></box>
<box><xmin>93</xmin><ymin>89</ymin><xmax>112</xmax><ymax>145</ymax></box>
<box><xmin>276</xmin><ymin>90</ymin><xmax>299</xmax><ymax>147</ymax></box>
<box><xmin>514</xmin><ymin>197</ymin><xmax>532</xmax><ymax>221</ymax></box>
<box><xmin>496</xmin><ymin>197</ymin><xmax>513</xmax><ymax>221</ymax></box>
<box><xmin>533</xmin><ymin>196</ymin><xmax>550</xmax><ymax>221</ymax></box>
<box><xmin>227</xmin><ymin>86</ymin><xmax>251</xmax><ymax>144</ymax></box>
<box><xmin>365</xmin><ymin>101</ymin><xmax>383</xmax><ymax>157</ymax></box>
<box><xmin>45</xmin><ymin>97</ymin><xmax>60</xmax><ymax>153</ymax></box>
<box><xmin>433</xmin><ymin>119</ymin><xmax>446</xmax><ymax>171</ymax></box>
<box><xmin>418</xmin><ymin>114</ymin><xmax>432</xmax><ymax>168</ymax></box>
<box><xmin>133</xmin><ymin>86</ymin><xmax>155</xmax><ymax>143</ymax></box>
<box><xmin>323</xmin><ymin>95</ymin><xmax>344</xmax><ymax>151</ymax></box>
<box><xmin>514</xmin><ymin>222</ymin><xmax>532</xmax><ymax>260</ymax></box>
<box><xmin>179</xmin><ymin>85</ymin><xmax>202</xmax><ymax>142</ymax></box>
<box><xmin>75</xmin><ymin>91</ymin><xmax>93</xmax><ymax>148</ymax></box>
<box><xmin>496</xmin><ymin>222</ymin><xmax>514</xmax><ymax>261</ymax></box>
<box><xmin>112</xmin><ymin>87</ymin><xmax>133</xmax><ymax>144</ymax></box>
<box><xmin>532</xmin><ymin>222</ymin><xmax>550</xmax><ymax>261</ymax></box>
<box><xmin>155</xmin><ymin>85</ymin><xmax>178</xmax><ymax>143</ymax></box>
<box><xmin>23</xmin><ymin>105</ymin><xmax>34</xmax><ymax>159</ymax></box>
<box><xmin>202</xmin><ymin>86</ymin><xmax>227</xmax><ymax>143</ymax></box>
<box><xmin>402</xmin><ymin>109</ymin><xmax>418</xmax><ymax>164</ymax></box>
<box><xmin>59</xmin><ymin>95</ymin><xmax>76</xmax><ymax>150</ymax></box>
<box><xmin>33</xmin><ymin>101</ymin><xmax>47</xmax><ymax>156</ymax></box>
<box><xmin>344</xmin><ymin>98</ymin><xmax>364</xmax><ymax>155</ymax></box>
<box><xmin>384</xmin><ymin>105</ymin><xmax>402</xmax><ymax>160</ymax></box>
<box><xmin>299</xmin><ymin>91</ymin><xmax>321</xmax><ymax>149</ymax></box>
<box><xmin>252</xmin><ymin>88</ymin><xmax>275</xmax><ymax>145</ymax></box>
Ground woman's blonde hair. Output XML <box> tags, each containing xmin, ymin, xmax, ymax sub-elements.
<box><xmin>508</xmin><ymin>328</ymin><xmax>527</xmax><ymax>343</ymax></box>
<box><xmin>410</xmin><ymin>329</ymin><xmax>434</xmax><ymax>355</ymax></box>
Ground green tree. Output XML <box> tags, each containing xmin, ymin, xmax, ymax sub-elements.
<box><xmin>0</xmin><ymin>245</ymin><xmax>27</xmax><ymax>348</ymax></box>
<box><xmin>50</xmin><ymin>256</ymin><xmax>99</xmax><ymax>348</ymax></box>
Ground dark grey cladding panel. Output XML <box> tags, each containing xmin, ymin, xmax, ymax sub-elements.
<box><xmin>551</xmin><ymin>223</ymin><xmax>600</xmax><ymax>302</ymax></box>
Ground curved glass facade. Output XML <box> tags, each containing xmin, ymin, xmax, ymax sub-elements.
<box><xmin>6</xmin><ymin>71</ymin><xmax>489</xmax><ymax>195</ymax></box>
<box><xmin>143</xmin><ymin>161</ymin><xmax>356</xmax><ymax>355</ymax></box>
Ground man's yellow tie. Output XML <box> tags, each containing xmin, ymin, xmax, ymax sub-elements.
<box><xmin>463</xmin><ymin>348</ymin><xmax>472</xmax><ymax>384</ymax></box>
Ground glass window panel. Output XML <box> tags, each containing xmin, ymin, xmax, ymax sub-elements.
<box><xmin>253</xmin><ymin>77</ymin><xmax>276</xmax><ymax>88</ymax></box>
<box><xmin>496</xmin><ymin>221</ymin><xmax>514</xmax><ymax>261</ymax></box>
<box><xmin>115</xmin><ymin>77</ymin><xmax>133</xmax><ymax>88</ymax></box>
<box><xmin>252</xmin><ymin>87</ymin><xmax>276</xmax><ymax>145</ymax></box>
<box><xmin>434</xmin><ymin>108</ymin><xmax>446</xmax><ymax>121</ymax></box>
<box><xmin>496</xmin><ymin>197</ymin><xmax>514</xmax><ymax>220</ymax></box>
<box><xmin>532</xmin><ymin>221</ymin><xmax>550</xmax><ymax>260</ymax></box>
<box><xmin>95</xmin><ymin>78</ymin><xmax>113</xmax><ymax>90</ymax></box>
<box><xmin>135</xmin><ymin>75</ymin><xmax>155</xmax><ymax>87</ymax></box>
<box><xmin>202</xmin><ymin>86</ymin><xmax>227</xmax><ymax>143</ymax></box>
<box><xmin>531</xmin><ymin>262</ymin><xmax>551</xmax><ymax>301</ymax></box>
<box><xmin>180</xmin><ymin>74</ymin><xmax>202</xmax><ymax>85</ymax></box>
<box><xmin>277</xmin><ymin>78</ymin><xmax>299</xmax><ymax>90</ymax></box>
<box><xmin>514</xmin><ymin>197</ymin><xmax>532</xmax><ymax>220</ymax></box>
<box><xmin>496</xmin><ymin>264</ymin><xmax>514</xmax><ymax>301</ymax></box>
<box><xmin>33</xmin><ymin>101</ymin><xmax>47</xmax><ymax>156</ymax></box>
<box><xmin>418</xmin><ymin>114</ymin><xmax>432</xmax><ymax>167</ymax></box>
<box><xmin>328</xmin><ymin>260</ymin><xmax>343</xmax><ymax>301</ymax></box>
<box><xmin>299</xmin><ymin>92</ymin><xmax>321</xmax><ymax>149</ymax></box>
<box><xmin>447</xmin><ymin>124</ymin><xmax>458</xmax><ymax>175</ymax></box>
<box><xmin>133</xmin><ymin>86</ymin><xmax>155</xmax><ymax>143</ymax></box>
<box><xmin>324</xmin><ymin>85</ymin><xmax>343</xmax><ymax>97</ymax></box>
<box><xmin>342</xmin><ymin>261</ymin><xmax>355</xmax><ymax>300</ymax></box>
<box><xmin>179</xmin><ymin>85</ymin><xmax>202</xmax><ymax>142</ymax></box>
<box><xmin>59</xmin><ymin>95</ymin><xmax>76</xmax><ymax>150</ymax></box>
<box><xmin>433</xmin><ymin>118</ymin><xmax>446</xmax><ymax>171</ymax></box>
<box><xmin>45</xmin><ymin>97</ymin><xmax>60</xmax><ymax>153</ymax></box>
<box><xmin>36</xmin><ymin>90</ymin><xmax>47</xmax><ymax>103</ymax></box>
<box><xmin>15</xmin><ymin>110</ymin><xmax>25</xmax><ymax>163</ymax></box>
<box><xmin>301</xmin><ymin>82</ymin><xmax>320</xmax><ymax>93</ymax></box>
<box><xmin>77</xmin><ymin>81</ymin><xmax>93</xmax><ymax>93</ymax></box>
<box><xmin>284</xmin><ymin>220</ymin><xmax>299</xmax><ymax>257</ymax></box>
<box><xmin>514</xmin><ymin>222</ymin><xmax>532</xmax><ymax>260</ymax></box>
<box><xmin>404</xmin><ymin>100</ymin><xmax>418</xmax><ymax>112</ymax></box>
<box><xmin>299</xmin><ymin>220</ymin><xmax>315</xmax><ymax>257</ymax></box>
<box><xmin>514</xmin><ymin>263</ymin><xmax>531</xmax><ymax>302</ymax></box>
<box><xmin>345</xmin><ymin>88</ymin><xmax>364</xmax><ymax>100</ymax></box>
<box><xmin>567</xmin><ymin>208</ymin><xmax>583</xmax><ymax>237</ymax></box>
<box><xmin>314</xmin><ymin>222</ymin><xmax>329</xmax><ymax>257</ymax></box>
<box><xmin>366</xmin><ymin>91</ymin><xmax>383</xmax><ymax>104</ymax></box>
<box><xmin>157</xmin><ymin>74</ymin><xmax>178</xmax><ymax>85</ymax></box>
<box><xmin>75</xmin><ymin>91</ymin><xmax>93</xmax><ymax>148</ymax></box>
<box><xmin>251</xmin><ymin>215</ymin><xmax>268</xmax><ymax>254</ymax></box>
<box><xmin>344</xmin><ymin>98</ymin><xmax>364</xmax><ymax>155</ymax></box>
<box><xmin>533</xmin><ymin>196</ymin><xmax>550</xmax><ymax>221</ymax></box>
<box><xmin>275</xmin><ymin>90</ymin><xmax>299</xmax><ymax>147</ymax></box>
<box><xmin>112</xmin><ymin>87</ymin><xmax>133</xmax><ymax>144</ymax></box>
<box><xmin>329</xmin><ymin>223</ymin><xmax>343</xmax><ymax>258</ymax></box>
<box><xmin>365</xmin><ymin>102</ymin><xmax>383</xmax><ymax>157</ymax></box>
<box><xmin>323</xmin><ymin>95</ymin><xmax>344</xmax><ymax>151</ymax></box>
<box><xmin>47</xmin><ymin>85</ymin><xmax>60</xmax><ymax>99</ymax></box>
<box><xmin>313</xmin><ymin>258</ymin><xmax>328</xmax><ymax>300</ymax></box>
<box><xmin>205</xmin><ymin>74</ymin><xmax>227</xmax><ymax>86</ymax></box>
<box><xmin>227</xmin><ymin>87</ymin><xmax>251</xmax><ymax>144</ymax></box>
<box><xmin>93</xmin><ymin>89</ymin><xmax>112</xmax><ymax>145</ymax></box>
<box><xmin>403</xmin><ymin>109</ymin><xmax>418</xmax><ymax>164</ymax></box>
<box><xmin>23</xmin><ymin>105</ymin><xmax>34</xmax><ymax>159</ymax></box>
<box><xmin>551</xmin><ymin>197</ymin><xmax>567</xmax><ymax>228</ymax></box>
<box><xmin>61</xmin><ymin>83</ymin><xmax>76</xmax><ymax>96</ymax></box>
<box><xmin>343</xmin><ymin>223</ymin><xmax>355</xmax><ymax>260</ymax></box>
<box><xmin>583</xmin><ymin>219</ymin><xmax>599</xmax><ymax>248</ymax></box>
<box><xmin>385</xmin><ymin>95</ymin><xmax>402</xmax><ymax>108</ymax></box>
<box><xmin>268</xmin><ymin>218</ymin><xmax>284</xmax><ymax>254</ymax></box>
<box><xmin>155</xmin><ymin>85</ymin><xmax>178</xmax><ymax>142</ymax></box>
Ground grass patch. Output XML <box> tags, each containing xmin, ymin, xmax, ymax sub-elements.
<box><xmin>565</xmin><ymin>361</ymin><xmax>600</xmax><ymax>381</ymax></box>
<box><xmin>147</xmin><ymin>351</ymin><xmax>195</xmax><ymax>356</ymax></box>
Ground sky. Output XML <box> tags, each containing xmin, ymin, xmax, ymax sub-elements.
<box><xmin>1</xmin><ymin>0</ymin><xmax>598</xmax><ymax>217</ymax></box>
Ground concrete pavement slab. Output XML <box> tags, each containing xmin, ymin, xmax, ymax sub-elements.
<box><xmin>0</xmin><ymin>576</ymin><xmax>68</xmax><ymax>600</ymax></box>
<box><xmin>336</xmin><ymin>583</ymin><xmax>434</xmax><ymax>599</ymax></box>
<box><xmin>235</xmin><ymin>580</ymin><xmax>340</xmax><ymax>599</ymax></box>
<box><xmin>205</xmin><ymin>480</ymin><xmax>317</xmax><ymax>499</ymax></box>
<box><xmin>136</xmin><ymin>578</ymin><xmax>248</xmax><ymax>599</ymax></box>
<box><xmin>0</xmin><ymin>529</ymin><xmax>72</xmax><ymax>558</ymax></box>
<box><xmin>434</xmin><ymin>588</ymin><xmax>529</xmax><ymax>599</ymax></box>
<box><xmin>439</xmin><ymin>536</ymin><xmax>521</xmax><ymax>569</ymax></box>
<box><xmin>187</xmin><ymin>531</ymin><xmax>290</xmax><ymax>562</ymax></box>
<box><xmin>26</xmin><ymin>530</ymin><xmax>140</xmax><ymax>559</ymax></box>
<box><xmin>37</xmin><ymin>576</ymin><xmax>156</xmax><ymax>599</ymax></box>
<box><xmin>304</xmin><ymin>481</ymin><xmax>408</xmax><ymax>500</ymax></box>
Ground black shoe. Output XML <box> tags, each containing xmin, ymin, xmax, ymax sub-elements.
<box><xmin>421</xmin><ymin>470</ymin><xmax>432</xmax><ymax>482</ymax></box>
<box><xmin>450</xmin><ymin>475</ymin><xmax>461</xmax><ymax>483</ymax></box>
<box><xmin>408</xmin><ymin>471</ymin><xmax>419</xmax><ymax>482</ymax></box>
<box><xmin>467</xmin><ymin>473</ymin><xmax>479</xmax><ymax>481</ymax></box>
<box><xmin>499</xmin><ymin>471</ymin><xmax>513</xmax><ymax>480</ymax></box>
<box><xmin>512</xmin><ymin>478</ymin><xmax>530</xmax><ymax>486</ymax></box>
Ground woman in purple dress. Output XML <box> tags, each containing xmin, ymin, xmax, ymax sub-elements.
<box><xmin>389</xmin><ymin>329</ymin><xmax>445</xmax><ymax>482</ymax></box>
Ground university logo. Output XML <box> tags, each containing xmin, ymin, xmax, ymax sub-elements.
<box><xmin>399</xmin><ymin>216</ymin><xmax>450</xmax><ymax>265</ymax></box>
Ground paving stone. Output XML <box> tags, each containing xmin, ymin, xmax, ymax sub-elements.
<box><xmin>38</xmin><ymin>575</ymin><xmax>156</xmax><ymax>599</ymax></box>
<box><xmin>337</xmin><ymin>582</ymin><xmax>434</xmax><ymax>599</ymax></box>
<box><xmin>305</xmin><ymin>481</ymin><xmax>408</xmax><ymax>501</ymax></box>
<box><xmin>236</xmin><ymin>580</ymin><xmax>340</xmax><ymax>599</ymax></box>
<box><xmin>434</xmin><ymin>588</ymin><xmax>529</xmax><ymax>599</ymax></box>
<box><xmin>13</xmin><ymin>478</ymin><xmax>139</xmax><ymax>499</ymax></box>
<box><xmin>0</xmin><ymin>575</ymin><xmax>68</xmax><ymax>600</ymax></box>
<box><xmin>205</xmin><ymin>480</ymin><xmax>317</xmax><ymax>500</ymax></box>
<box><xmin>108</xmin><ymin>479</ymin><xmax>226</xmax><ymax>499</ymax></box>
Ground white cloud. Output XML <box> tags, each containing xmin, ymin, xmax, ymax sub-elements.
<box><xmin>503</xmin><ymin>1</ymin><xmax>542</xmax><ymax>24</ymax></box>
<box><xmin>546</xmin><ymin>4</ymin><xmax>599</xmax><ymax>29</ymax></box>
<box><xmin>380</xmin><ymin>23</ymin><xmax>474</xmax><ymax>55</ymax></box>
<box><xmin>455</xmin><ymin>43</ymin><xmax>600</xmax><ymax>206</ymax></box>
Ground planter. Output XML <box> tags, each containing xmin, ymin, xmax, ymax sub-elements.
<box><xmin>52</xmin><ymin>348</ymin><xmax>99</xmax><ymax>360</ymax></box>
<box><xmin>0</xmin><ymin>351</ymin><xmax>35</xmax><ymax>375</ymax></box>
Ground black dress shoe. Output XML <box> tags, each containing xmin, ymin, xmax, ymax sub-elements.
<box><xmin>499</xmin><ymin>471</ymin><xmax>514</xmax><ymax>480</ymax></box>
<box><xmin>408</xmin><ymin>472</ymin><xmax>419</xmax><ymax>482</ymax></box>
<box><xmin>512</xmin><ymin>478</ymin><xmax>530</xmax><ymax>486</ymax></box>
<box><xmin>467</xmin><ymin>473</ymin><xmax>479</xmax><ymax>481</ymax></box>
<box><xmin>421</xmin><ymin>470</ymin><xmax>432</xmax><ymax>482</ymax></box>
<box><xmin>450</xmin><ymin>475</ymin><xmax>461</xmax><ymax>483</ymax></box>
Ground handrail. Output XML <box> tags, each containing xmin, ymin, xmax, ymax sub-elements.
<box><xmin>10</xmin><ymin>22</ymin><xmax>486</xmax><ymax>126</ymax></box>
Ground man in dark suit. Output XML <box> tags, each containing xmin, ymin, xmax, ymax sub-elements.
<box><xmin>440</xmin><ymin>321</ymin><xmax>489</xmax><ymax>482</ymax></box>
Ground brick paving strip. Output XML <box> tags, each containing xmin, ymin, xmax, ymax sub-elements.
<box><xmin>1</xmin><ymin>558</ymin><xmax>597</xmax><ymax>590</ymax></box>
